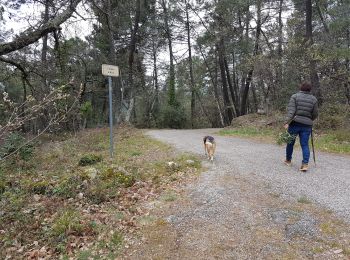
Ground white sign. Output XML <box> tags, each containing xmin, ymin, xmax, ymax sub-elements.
<box><xmin>102</xmin><ymin>64</ymin><xmax>119</xmax><ymax>77</ymax></box>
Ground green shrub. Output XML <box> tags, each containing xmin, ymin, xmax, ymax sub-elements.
<box><xmin>85</xmin><ymin>179</ymin><xmax>118</xmax><ymax>204</ymax></box>
<box><xmin>51</xmin><ymin>209</ymin><xmax>83</xmax><ymax>237</ymax></box>
<box><xmin>115</xmin><ymin>172</ymin><xmax>135</xmax><ymax>187</ymax></box>
<box><xmin>78</xmin><ymin>154</ymin><xmax>102</xmax><ymax>166</ymax></box>
<box><xmin>84</xmin><ymin>168</ymin><xmax>135</xmax><ymax>203</ymax></box>
<box><xmin>316</xmin><ymin>103</ymin><xmax>349</xmax><ymax>129</ymax></box>
<box><xmin>160</xmin><ymin>104</ymin><xmax>187</xmax><ymax>129</ymax></box>
<box><xmin>80</xmin><ymin>101</ymin><xmax>92</xmax><ymax>118</ymax></box>
<box><xmin>53</xmin><ymin>176</ymin><xmax>83</xmax><ymax>198</ymax></box>
<box><xmin>80</xmin><ymin>101</ymin><xmax>93</xmax><ymax>128</ymax></box>
<box><xmin>101</xmin><ymin>168</ymin><xmax>135</xmax><ymax>187</ymax></box>
<box><xmin>0</xmin><ymin>132</ymin><xmax>34</xmax><ymax>161</ymax></box>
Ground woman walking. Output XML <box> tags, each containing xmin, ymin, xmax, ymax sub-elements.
<box><xmin>284</xmin><ymin>82</ymin><xmax>318</xmax><ymax>171</ymax></box>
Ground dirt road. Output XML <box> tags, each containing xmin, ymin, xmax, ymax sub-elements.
<box><xmin>128</xmin><ymin>129</ymin><xmax>350</xmax><ymax>259</ymax></box>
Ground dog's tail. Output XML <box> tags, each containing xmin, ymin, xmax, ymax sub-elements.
<box><xmin>203</xmin><ymin>136</ymin><xmax>208</xmax><ymax>144</ymax></box>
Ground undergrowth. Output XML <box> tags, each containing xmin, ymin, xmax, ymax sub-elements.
<box><xmin>219</xmin><ymin>127</ymin><xmax>350</xmax><ymax>155</ymax></box>
<box><xmin>0</xmin><ymin>127</ymin><xmax>201</xmax><ymax>259</ymax></box>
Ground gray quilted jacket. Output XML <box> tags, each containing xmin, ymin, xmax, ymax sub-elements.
<box><xmin>285</xmin><ymin>91</ymin><xmax>318</xmax><ymax>126</ymax></box>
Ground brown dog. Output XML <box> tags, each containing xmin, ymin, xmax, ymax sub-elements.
<box><xmin>203</xmin><ymin>136</ymin><xmax>216</xmax><ymax>161</ymax></box>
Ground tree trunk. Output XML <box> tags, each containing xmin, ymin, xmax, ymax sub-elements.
<box><xmin>125</xmin><ymin>98</ymin><xmax>135</xmax><ymax>122</ymax></box>
<box><xmin>346</xmin><ymin>26</ymin><xmax>350</xmax><ymax>104</ymax></box>
<box><xmin>126</xmin><ymin>0</ymin><xmax>141</xmax><ymax>122</ymax></box>
<box><xmin>275</xmin><ymin>0</ymin><xmax>284</xmax><ymax>104</ymax></box>
<box><xmin>214</xmin><ymin>51</ymin><xmax>225</xmax><ymax>127</ymax></box>
<box><xmin>185</xmin><ymin>0</ymin><xmax>195</xmax><ymax>128</ymax></box>
<box><xmin>224</xmin><ymin>57</ymin><xmax>238</xmax><ymax>117</ymax></box>
<box><xmin>102</xmin><ymin>0</ymin><xmax>120</xmax><ymax>124</ymax></box>
<box><xmin>161</xmin><ymin>0</ymin><xmax>176</xmax><ymax>107</ymax></box>
<box><xmin>151</xmin><ymin>38</ymin><xmax>159</xmax><ymax>119</ymax></box>
<box><xmin>240</xmin><ymin>0</ymin><xmax>261</xmax><ymax>115</ymax></box>
<box><xmin>40</xmin><ymin>0</ymin><xmax>50</xmax><ymax>98</ymax></box>
<box><xmin>315</xmin><ymin>0</ymin><xmax>329</xmax><ymax>33</ymax></box>
<box><xmin>128</xmin><ymin>0</ymin><xmax>141</xmax><ymax>83</ymax></box>
<box><xmin>21</xmin><ymin>77</ymin><xmax>27</xmax><ymax>132</ymax></box>
<box><xmin>53</xmin><ymin>30</ymin><xmax>63</xmax><ymax>75</ymax></box>
<box><xmin>305</xmin><ymin>0</ymin><xmax>322</xmax><ymax>103</ymax></box>
<box><xmin>153</xmin><ymin>41</ymin><xmax>159</xmax><ymax>103</ymax></box>
<box><xmin>251</xmin><ymin>83</ymin><xmax>258</xmax><ymax>113</ymax></box>
<box><xmin>217</xmin><ymin>39</ymin><xmax>234</xmax><ymax>125</ymax></box>
<box><xmin>240</xmin><ymin>69</ymin><xmax>253</xmax><ymax>115</ymax></box>
<box><xmin>36</xmin><ymin>0</ymin><xmax>51</xmax><ymax>132</ymax></box>
<box><xmin>231</xmin><ymin>52</ymin><xmax>240</xmax><ymax>115</ymax></box>
<box><xmin>198</xmin><ymin>45</ymin><xmax>225</xmax><ymax>127</ymax></box>
<box><xmin>147</xmin><ymin>3</ymin><xmax>159</xmax><ymax>125</ymax></box>
<box><xmin>41</xmin><ymin>0</ymin><xmax>50</xmax><ymax>66</ymax></box>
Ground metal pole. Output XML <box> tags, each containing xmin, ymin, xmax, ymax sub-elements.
<box><xmin>108</xmin><ymin>76</ymin><xmax>114</xmax><ymax>158</ymax></box>
<box><xmin>311</xmin><ymin>128</ymin><xmax>316</xmax><ymax>166</ymax></box>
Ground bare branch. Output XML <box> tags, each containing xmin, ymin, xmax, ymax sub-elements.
<box><xmin>0</xmin><ymin>0</ymin><xmax>82</xmax><ymax>56</ymax></box>
<box><xmin>0</xmin><ymin>56</ymin><xmax>34</xmax><ymax>93</ymax></box>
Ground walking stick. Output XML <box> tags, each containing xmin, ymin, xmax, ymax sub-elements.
<box><xmin>311</xmin><ymin>128</ymin><xmax>316</xmax><ymax>166</ymax></box>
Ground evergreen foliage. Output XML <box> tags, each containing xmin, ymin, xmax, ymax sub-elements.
<box><xmin>0</xmin><ymin>0</ymin><xmax>349</xmax><ymax>134</ymax></box>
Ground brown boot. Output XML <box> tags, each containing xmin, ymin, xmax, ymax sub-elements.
<box><xmin>284</xmin><ymin>160</ymin><xmax>292</xmax><ymax>166</ymax></box>
<box><xmin>299</xmin><ymin>164</ymin><xmax>308</xmax><ymax>172</ymax></box>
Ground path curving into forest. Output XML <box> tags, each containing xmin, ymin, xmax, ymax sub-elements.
<box><xmin>147</xmin><ymin>129</ymin><xmax>350</xmax><ymax>221</ymax></box>
<box><xmin>128</xmin><ymin>129</ymin><xmax>350</xmax><ymax>259</ymax></box>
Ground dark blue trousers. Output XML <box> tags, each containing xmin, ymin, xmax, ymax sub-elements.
<box><xmin>286</xmin><ymin>124</ymin><xmax>312</xmax><ymax>164</ymax></box>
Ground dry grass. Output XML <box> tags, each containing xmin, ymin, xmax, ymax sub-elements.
<box><xmin>218</xmin><ymin>113</ymin><xmax>350</xmax><ymax>154</ymax></box>
<box><xmin>0</xmin><ymin>127</ymin><xmax>201</xmax><ymax>259</ymax></box>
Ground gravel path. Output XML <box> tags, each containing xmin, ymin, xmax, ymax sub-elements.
<box><xmin>128</xmin><ymin>129</ymin><xmax>350</xmax><ymax>259</ymax></box>
<box><xmin>147</xmin><ymin>129</ymin><xmax>350</xmax><ymax>221</ymax></box>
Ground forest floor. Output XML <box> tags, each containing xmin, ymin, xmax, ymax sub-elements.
<box><xmin>0</xmin><ymin>127</ymin><xmax>201</xmax><ymax>259</ymax></box>
<box><xmin>127</xmin><ymin>129</ymin><xmax>350</xmax><ymax>259</ymax></box>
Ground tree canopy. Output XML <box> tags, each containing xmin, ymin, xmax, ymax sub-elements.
<box><xmin>0</xmin><ymin>0</ymin><xmax>349</xmax><ymax>131</ymax></box>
